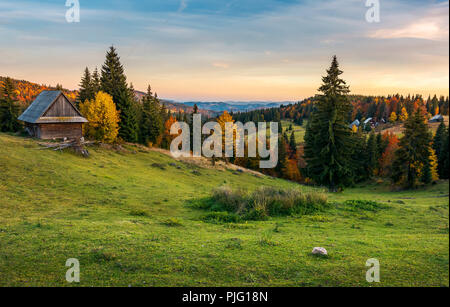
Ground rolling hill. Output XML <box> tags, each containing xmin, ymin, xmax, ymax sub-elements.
<box><xmin>0</xmin><ymin>133</ymin><xmax>448</xmax><ymax>286</ymax></box>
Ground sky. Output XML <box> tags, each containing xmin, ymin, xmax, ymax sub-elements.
<box><xmin>0</xmin><ymin>0</ymin><xmax>448</xmax><ymax>102</ymax></box>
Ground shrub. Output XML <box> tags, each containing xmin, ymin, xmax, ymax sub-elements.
<box><xmin>207</xmin><ymin>186</ymin><xmax>329</xmax><ymax>221</ymax></box>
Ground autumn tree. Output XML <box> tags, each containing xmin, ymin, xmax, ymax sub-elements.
<box><xmin>217</xmin><ymin>111</ymin><xmax>240</xmax><ymax>163</ymax></box>
<box><xmin>389</xmin><ymin>112</ymin><xmax>397</xmax><ymax>123</ymax></box>
<box><xmin>399</xmin><ymin>107</ymin><xmax>408</xmax><ymax>122</ymax></box>
<box><xmin>379</xmin><ymin>132</ymin><xmax>399</xmax><ymax>177</ymax></box>
<box><xmin>161</xmin><ymin>116</ymin><xmax>178</xmax><ymax>149</ymax></box>
<box><xmin>0</xmin><ymin>77</ymin><xmax>21</xmax><ymax>132</ymax></box>
<box><xmin>79</xmin><ymin>91</ymin><xmax>120</xmax><ymax>143</ymax></box>
<box><xmin>304</xmin><ymin>56</ymin><xmax>354</xmax><ymax>191</ymax></box>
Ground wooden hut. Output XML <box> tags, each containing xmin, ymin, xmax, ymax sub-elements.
<box><xmin>18</xmin><ymin>90</ymin><xmax>88</xmax><ymax>139</ymax></box>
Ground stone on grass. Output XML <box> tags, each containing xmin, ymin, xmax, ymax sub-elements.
<box><xmin>312</xmin><ymin>247</ymin><xmax>328</xmax><ymax>256</ymax></box>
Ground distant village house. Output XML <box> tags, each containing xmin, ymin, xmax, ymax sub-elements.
<box><xmin>429</xmin><ymin>114</ymin><xmax>444</xmax><ymax>123</ymax></box>
<box><xmin>18</xmin><ymin>91</ymin><xmax>88</xmax><ymax>139</ymax></box>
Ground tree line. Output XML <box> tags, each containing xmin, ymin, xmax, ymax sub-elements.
<box><xmin>232</xmin><ymin>56</ymin><xmax>449</xmax><ymax>191</ymax></box>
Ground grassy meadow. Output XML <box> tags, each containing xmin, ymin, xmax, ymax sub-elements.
<box><xmin>0</xmin><ymin>133</ymin><xmax>448</xmax><ymax>287</ymax></box>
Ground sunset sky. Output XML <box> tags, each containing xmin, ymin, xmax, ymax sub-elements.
<box><xmin>0</xmin><ymin>0</ymin><xmax>448</xmax><ymax>101</ymax></box>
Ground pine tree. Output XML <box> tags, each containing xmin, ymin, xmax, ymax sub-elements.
<box><xmin>276</xmin><ymin>136</ymin><xmax>289</xmax><ymax>176</ymax></box>
<box><xmin>140</xmin><ymin>85</ymin><xmax>163</xmax><ymax>146</ymax></box>
<box><xmin>91</xmin><ymin>67</ymin><xmax>101</xmax><ymax>94</ymax></box>
<box><xmin>352</xmin><ymin>129</ymin><xmax>368</xmax><ymax>183</ymax></box>
<box><xmin>391</xmin><ymin>110</ymin><xmax>432</xmax><ymax>188</ymax></box>
<box><xmin>433</xmin><ymin>121</ymin><xmax>448</xmax><ymax>178</ymax></box>
<box><xmin>440</xmin><ymin>127</ymin><xmax>450</xmax><ymax>179</ymax></box>
<box><xmin>78</xmin><ymin>68</ymin><xmax>93</xmax><ymax>106</ymax></box>
<box><xmin>289</xmin><ymin>131</ymin><xmax>296</xmax><ymax>157</ymax></box>
<box><xmin>101</xmin><ymin>46</ymin><xmax>139</xmax><ymax>142</ymax></box>
<box><xmin>304</xmin><ymin>56</ymin><xmax>354</xmax><ymax>191</ymax></box>
<box><xmin>0</xmin><ymin>77</ymin><xmax>21</xmax><ymax>132</ymax></box>
<box><xmin>366</xmin><ymin>132</ymin><xmax>378</xmax><ymax>176</ymax></box>
<box><xmin>420</xmin><ymin>157</ymin><xmax>432</xmax><ymax>185</ymax></box>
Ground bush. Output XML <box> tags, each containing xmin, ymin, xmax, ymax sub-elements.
<box><xmin>205</xmin><ymin>186</ymin><xmax>329</xmax><ymax>221</ymax></box>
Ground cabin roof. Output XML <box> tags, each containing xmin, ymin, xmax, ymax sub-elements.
<box><xmin>430</xmin><ymin>114</ymin><xmax>443</xmax><ymax>121</ymax></box>
<box><xmin>18</xmin><ymin>91</ymin><xmax>87</xmax><ymax>124</ymax></box>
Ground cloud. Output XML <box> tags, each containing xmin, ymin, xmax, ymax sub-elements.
<box><xmin>178</xmin><ymin>0</ymin><xmax>187</xmax><ymax>13</ymax></box>
<box><xmin>368</xmin><ymin>2</ymin><xmax>449</xmax><ymax>41</ymax></box>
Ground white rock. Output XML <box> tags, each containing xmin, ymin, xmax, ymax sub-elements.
<box><xmin>312</xmin><ymin>247</ymin><xmax>328</xmax><ymax>256</ymax></box>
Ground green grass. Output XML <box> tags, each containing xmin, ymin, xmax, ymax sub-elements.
<box><xmin>0</xmin><ymin>133</ymin><xmax>448</xmax><ymax>287</ymax></box>
<box><xmin>281</xmin><ymin>120</ymin><xmax>306</xmax><ymax>144</ymax></box>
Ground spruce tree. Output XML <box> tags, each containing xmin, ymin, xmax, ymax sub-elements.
<box><xmin>420</xmin><ymin>157</ymin><xmax>432</xmax><ymax>185</ymax></box>
<box><xmin>276</xmin><ymin>136</ymin><xmax>288</xmax><ymax>176</ymax></box>
<box><xmin>391</xmin><ymin>110</ymin><xmax>432</xmax><ymax>188</ymax></box>
<box><xmin>433</xmin><ymin>121</ymin><xmax>447</xmax><ymax>178</ymax></box>
<box><xmin>289</xmin><ymin>131</ymin><xmax>296</xmax><ymax>157</ymax></box>
<box><xmin>440</xmin><ymin>127</ymin><xmax>450</xmax><ymax>179</ymax></box>
<box><xmin>91</xmin><ymin>67</ymin><xmax>101</xmax><ymax>94</ymax></box>
<box><xmin>101</xmin><ymin>46</ymin><xmax>139</xmax><ymax>142</ymax></box>
<box><xmin>0</xmin><ymin>77</ymin><xmax>21</xmax><ymax>132</ymax></box>
<box><xmin>366</xmin><ymin>132</ymin><xmax>378</xmax><ymax>176</ymax></box>
<box><xmin>352</xmin><ymin>129</ymin><xmax>368</xmax><ymax>183</ymax></box>
<box><xmin>304</xmin><ymin>56</ymin><xmax>354</xmax><ymax>191</ymax></box>
<box><xmin>77</xmin><ymin>67</ymin><xmax>94</xmax><ymax>106</ymax></box>
<box><xmin>140</xmin><ymin>85</ymin><xmax>163</xmax><ymax>146</ymax></box>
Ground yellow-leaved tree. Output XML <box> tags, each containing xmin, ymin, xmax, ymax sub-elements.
<box><xmin>399</xmin><ymin>107</ymin><xmax>408</xmax><ymax>122</ymax></box>
<box><xmin>217</xmin><ymin>111</ymin><xmax>238</xmax><ymax>159</ymax></box>
<box><xmin>79</xmin><ymin>91</ymin><xmax>120</xmax><ymax>143</ymax></box>
<box><xmin>429</xmin><ymin>147</ymin><xmax>439</xmax><ymax>182</ymax></box>
<box><xmin>389</xmin><ymin>112</ymin><xmax>397</xmax><ymax>123</ymax></box>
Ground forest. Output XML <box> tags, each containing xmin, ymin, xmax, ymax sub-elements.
<box><xmin>1</xmin><ymin>49</ymin><xmax>448</xmax><ymax>192</ymax></box>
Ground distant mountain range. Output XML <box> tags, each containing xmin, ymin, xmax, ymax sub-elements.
<box><xmin>178</xmin><ymin>101</ymin><xmax>292</xmax><ymax>113</ymax></box>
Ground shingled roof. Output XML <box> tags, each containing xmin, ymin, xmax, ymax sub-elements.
<box><xmin>18</xmin><ymin>91</ymin><xmax>88</xmax><ymax>124</ymax></box>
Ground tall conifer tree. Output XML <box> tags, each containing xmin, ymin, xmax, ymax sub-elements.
<box><xmin>101</xmin><ymin>46</ymin><xmax>139</xmax><ymax>142</ymax></box>
<box><xmin>391</xmin><ymin>110</ymin><xmax>432</xmax><ymax>188</ymax></box>
<box><xmin>304</xmin><ymin>56</ymin><xmax>354</xmax><ymax>191</ymax></box>
<box><xmin>0</xmin><ymin>77</ymin><xmax>21</xmax><ymax>132</ymax></box>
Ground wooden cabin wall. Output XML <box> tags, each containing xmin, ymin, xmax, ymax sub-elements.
<box><xmin>43</xmin><ymin>96</ymin><xmax>79</xmax><ymax>117</ymax></box>
<box><xmin>38</xmin><ymin>123</ymin><xmax>83</xmax><ymax>139</ymax></box>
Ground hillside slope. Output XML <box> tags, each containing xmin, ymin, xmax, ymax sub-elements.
<box><xmin>0</xmin><ymin>133</ymin><xmax>448</xmax><ymax>286</ymax></box>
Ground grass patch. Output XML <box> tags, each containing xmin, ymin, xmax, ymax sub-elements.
<box><xmin>161</xmin><ymin>218</ymin><xmax>183</xmax><ymax>227</ymax></box>
<box><xmin>200</xmin><ymin>186</ymin><xmax>329</xmax><ymax>221</ymax></box>
<box><xmin>341</xmin><ymin>200</ymin><xmax>389</xmax><ymax>212</ymax></box>
<box><xmin>129</xmin><ymin>209</ymin><xmax>150</xmax><ymax>217</ymax></box>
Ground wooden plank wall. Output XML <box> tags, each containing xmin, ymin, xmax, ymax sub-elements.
<box><xmin>43</xmin><ymin>95</ymin><xmax>79</xmax><ymax>117</ymax></box>
<box><xmin>38</xmin><ymin>123</ymin><xmax>83</xmax><ymax>139</ymax></box>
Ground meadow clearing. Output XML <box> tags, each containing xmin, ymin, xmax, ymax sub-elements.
<box><xmin>0</xmin><ymin>133</ymin><xmax>448</xmax><ymax>287</ymax></box>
